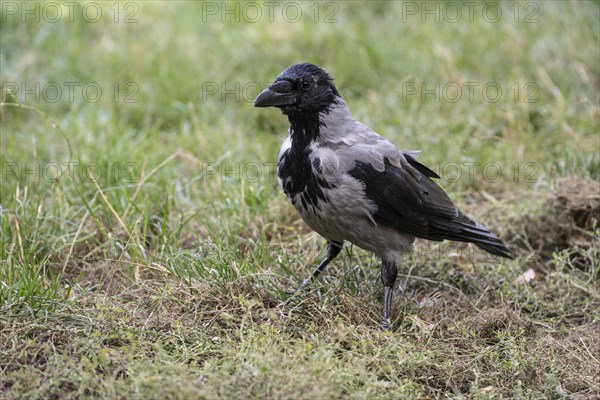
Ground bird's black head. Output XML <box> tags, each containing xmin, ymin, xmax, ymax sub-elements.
<box><xmin>254</xmin><ymin>63</ymin><xmax>340</xmax><ymax>116</ymax></box>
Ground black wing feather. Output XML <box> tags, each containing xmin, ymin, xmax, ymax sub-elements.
<box><xmin>349</xmin><ymin>157</ymin><xmax>512</xmax><ymax>258</ymax></box>
<box><xmin>403</xmin><ymin>152</ymin><xmax>440</xmax><ymax>179</ymax></box>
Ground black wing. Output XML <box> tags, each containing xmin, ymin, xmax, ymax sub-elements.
<box><xmin>349</xmin><ymin>154</ymin><xmax>512</xmax><ymax>258</ymax></box>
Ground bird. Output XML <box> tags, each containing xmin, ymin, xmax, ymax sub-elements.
<box><xmin>253</xmin><ymin>63</ymin><xmax>512</xmax><ymax>329</ymax></box>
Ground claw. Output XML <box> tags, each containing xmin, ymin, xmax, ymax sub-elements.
<box><xmin>379</xmin><ymin>318</ymin><xmax>400</xmax><ymax>331</ymax></box>
<box><xmin>380</xmin><ymin>318</ymin><xmax>390</xmax><ymax>331</ymax></box>
<box><xmin>283</xmin><ymin>292</ymin><xmax>300</xmax><ymax>307</ymax></box>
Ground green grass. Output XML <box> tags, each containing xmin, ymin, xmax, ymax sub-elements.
<box><xmin>1</xmin><ymin>1</ymin><xmax>599</xmax><ymax>398</ymax></box>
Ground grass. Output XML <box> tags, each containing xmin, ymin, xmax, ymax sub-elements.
<box><xmin>1</xmin><ymin>1</ymin><xmax>599</xmax><ymax>398</ymax></box>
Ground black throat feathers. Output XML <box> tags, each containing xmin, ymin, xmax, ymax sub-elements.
<box><xmin>277</xmin><ymin>113</ymin><xmax>333</xmax><ymax>211</ymax></box>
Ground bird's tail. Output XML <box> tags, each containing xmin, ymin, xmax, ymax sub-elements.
<box><xmin>454</xmin><ymin>218</ymin><xmax>513</xmax><ymax>259</ymax></box>
<box><xmin>474</xmin><ymin>240</ymin><xmax>513</xmax><ymax>259</ymax></box>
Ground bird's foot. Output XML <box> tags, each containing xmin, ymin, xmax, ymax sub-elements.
<box><xmin>283</xmin><ymin>292</ymin><xmax>299</xmax><ymax>307</ymax></box>
<box><xmin>282</xmin><ymin>278</ymin><xmax>312</xmax><ymax>307</ymax></box>
<box><xmin>379</xmin><ymin>317</ymin><xmax>399</xmax><ymax>331</ymax></box>
<box><xmin>380</xmin><ymin>317</ymin><xmax>390</xmax><ymax>331</ymax></box>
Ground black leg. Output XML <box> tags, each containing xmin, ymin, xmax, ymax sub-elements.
<box><xmin>284</xmin><ymin>240</ymin><xmax>343</xmax><ymax>305</ymax></box>
<box><xmin>380</xmin><ymin>260</ymin><xmax>398</xmax><ymax>330</ymax></box>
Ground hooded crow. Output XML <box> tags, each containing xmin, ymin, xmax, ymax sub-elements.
<box><xmin>254</xmin><ymin>63</ymin><xmax>512</xmax><ymax>328</ymax></box>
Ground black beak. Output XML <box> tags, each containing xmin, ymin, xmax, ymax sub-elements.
<box><xmin>254</xmin><ymin>81</ymin><xmax>296</xmax><ymax>108</ymax></box>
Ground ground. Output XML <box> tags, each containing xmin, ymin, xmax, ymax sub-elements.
<box><xmin>1</xmin><ymin>2</ymin><xmax>599</xmax><ymax>399</ymax></box>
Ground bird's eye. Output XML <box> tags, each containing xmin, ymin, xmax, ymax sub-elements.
<box><xmin>299</xmin><ymin>79</ymin><xmax>312</xmax><ymax>91</ymax></box>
